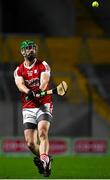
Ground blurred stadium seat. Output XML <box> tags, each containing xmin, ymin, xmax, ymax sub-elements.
<box><xmin>0</xmin><ymin>77</ymin><xmax>6</xmax><ymax>101</ymax></box>
<box><xmin>93</xmin><ymin>91</ymin><xmax>110</xmax><ymax>122</ymax></box>
<box><xmin>3</xmin><ymin>69</ymin><xmax>19</xmax><ymax>101</ymax></box>
<box><xmin>87</xmin><ymin>39</ymin><xmax>110</xmax><ymax>63</ymax></box>
<box><xmin>0</xmin><ymin>36</ymin><xmax>10</xmax><ymax>63</ymax></box>
<box><xmin>46</xmin><ymin>37</ymin><xmax>81</xmax><ymax>72</ymax></box>
<box><xmin>52</xmin><ymin>69</ymin><xmax>88</xmax><ymax>104</ymax></box>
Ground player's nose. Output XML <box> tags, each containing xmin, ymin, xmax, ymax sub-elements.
<box><xmin>30</xmin><ymin>50</ymin><xmax>34</xmax><ymax>53</ymax></box>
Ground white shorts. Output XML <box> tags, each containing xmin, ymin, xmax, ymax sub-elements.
<box><xmin>22</xmin><ymin>103</ymin><xmax>53</xmax><ymax>125</ymax></box>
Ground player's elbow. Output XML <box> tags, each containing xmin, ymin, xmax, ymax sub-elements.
<box><xmin>40</xmin><ymin>80</ymin><xmax>49</xmax><ymax>91</ymax></box>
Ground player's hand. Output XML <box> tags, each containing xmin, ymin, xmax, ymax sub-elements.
<box><xmin>36</xmin><ymin>90</ymin><xmax>47</xmax><ymax>98</ymax></box>
<box><xmin>25</xmin><ymin>90</ymin><xmax>36</xmax><ymax>101</ymax></box>
<box><xmin>25</xmin><ymin>90</ymin><xmax>47</xmax><ymax>100</ymax></box>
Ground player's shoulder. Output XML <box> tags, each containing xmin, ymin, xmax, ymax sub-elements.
<box><xmin>36</xmin><ymin>59</ymin><xmax>50</xmax><ymax>71</ymax></box>
<box><xmin>14</xmin><ymin>62</ymin><xmax>23</xmax><ymax>77</ymax></box>
<box><xmin>36</xmin><ymin>58</ymin><xmax>49</xmax><ymax>66</ymax></box>
<box><xmin>14</xmin><ymin>62</ymin><xmax>24</xmax><ymax>78</ymax></box>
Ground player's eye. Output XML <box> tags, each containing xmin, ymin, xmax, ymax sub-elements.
<box><xmin>26</xmin><ymin>45</ymin><xmax>33</xmax><ymax>50</ymax></box>
<box><xmin>29</xmin><ymin>45</ymin><xmax>33</xmax><ymax>50</ymax></box>
<box><xmin>33</xmin><ymin>45</ymin><xmax>36</xmax><ymax>48</ymax></box>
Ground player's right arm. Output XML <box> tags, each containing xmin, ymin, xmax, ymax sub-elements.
<box><xmin>14</xmin><ymin>67</ymin><xmax>36</xmax><ymax>99</ymax></box>
<box><xmin>14</xmin><ymin>67</ymin><xmax>30</xmax><ymax>94</ymax></box>
<box><xmin>15</xmin><ymin>76</ymin><xmax>30</xmax><ymax>94</ymax></box>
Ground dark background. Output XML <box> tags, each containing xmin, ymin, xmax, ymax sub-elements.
<box><xmin>0</xmin><ymin>0</ymin><xmax>110</xmax><ymax>138</ymax></box>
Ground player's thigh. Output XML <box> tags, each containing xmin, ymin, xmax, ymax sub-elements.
<box><xmin>38</xmin><ymin>120</ymin><xmax>50</xmax><ymax>134</ymax></box>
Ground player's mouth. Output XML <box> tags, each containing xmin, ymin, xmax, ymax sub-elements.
<box><xmin>27</xmin><ymin>52</ymin><xmax>36</xmax><ymax>61</ymax></box>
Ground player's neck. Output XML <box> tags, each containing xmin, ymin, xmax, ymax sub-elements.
<box><xmin>24</xmin><ymin>58</ymin><xmax>36</xmax><ymax>67</ymax></box>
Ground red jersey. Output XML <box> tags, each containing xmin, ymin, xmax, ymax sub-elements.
<box><xmin>14</xmin><ymin>59</ymin><xmax>53</xmax><ymax>109</ymax></box>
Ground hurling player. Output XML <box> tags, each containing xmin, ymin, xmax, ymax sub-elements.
<box><xmin>14</xmin><ymin>40</ymin><xmax>53</xmax><ymax>177</ymax></box>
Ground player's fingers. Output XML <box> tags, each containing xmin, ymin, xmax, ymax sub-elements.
<box><xmin>36</xmin><ymin>93</ymin><xmax>40</xmax><ymax>98</ymax></box>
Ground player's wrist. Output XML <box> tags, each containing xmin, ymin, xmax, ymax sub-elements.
<box><xmin>39</xmin><ymin>89</ymin><xmax>47</xmax><ymax>97</ymax></box>
<box><xmin>25</xmin><ymin>90</ymin><xmax>36</xmax><ymax>100</ymax></box>
<box><xmin>26</xmin><ymin>89</ymin><xmax>31</xmax><ymax>95</ymax></box>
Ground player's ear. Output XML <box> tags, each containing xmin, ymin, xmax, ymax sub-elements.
<box><xmin>21</xmin><ymin>48</ymin><xmax>26</xmax><ymax>56</ymax></box>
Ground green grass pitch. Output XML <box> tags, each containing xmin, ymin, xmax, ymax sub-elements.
<box><xmin>0</xmin><ymin>155</ymin><xmax>110</xmax><ymax>179</ymax></box>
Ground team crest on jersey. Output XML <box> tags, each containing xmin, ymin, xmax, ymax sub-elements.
<box><xmin>27</xmin><ymin>71</ymin><xmax>33</xmax><ymax>76</ymax></box>
<box><xmin>34</xmin><ymin>69</ymin><xmax>38</xmax><ymax>74</ymax></box>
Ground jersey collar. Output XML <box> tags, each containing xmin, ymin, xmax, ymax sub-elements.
<box><xmin>24</xmin><ymin>59</ymin><xmax>37</xmax><ymax>69</ymax></box>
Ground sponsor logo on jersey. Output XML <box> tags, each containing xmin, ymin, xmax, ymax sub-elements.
<box><xmin>25</xmin><ymin>78</ymin><xmax>39</xmax><ymax>87</ymax></box>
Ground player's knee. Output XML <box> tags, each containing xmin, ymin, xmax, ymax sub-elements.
<box><xmin>39</xmin><ymin>129</ymin><xmax>48</xmax><ymax>140</ymax></box>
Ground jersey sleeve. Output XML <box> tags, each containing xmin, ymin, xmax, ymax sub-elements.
<box><xmin>41</xmin><ymin>61</ymin><xmax>51</xmax><ymax>76</ymax></box>
<box><xmin>14</xmin><ymin>66</ymin><xmax>23</xmax><ymax>79</ymax></box>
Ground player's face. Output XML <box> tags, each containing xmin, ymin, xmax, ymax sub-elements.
<box><xmin>26</xmin><ymin>45</ymin><xmax>36</xmax><ymax>55</ymax></box>
<box><xmin>21</xmin><ymin>44</ymin><xmax>38</xmax><ymax>61</ymax></box>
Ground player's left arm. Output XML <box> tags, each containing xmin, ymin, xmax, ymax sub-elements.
<box><xmin>39</xmin><ymin>61</ymin><xmax>51</xmax><ymax>91</ymax></box>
